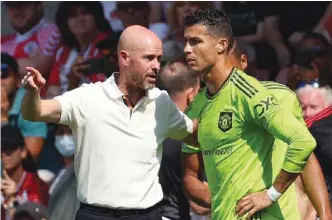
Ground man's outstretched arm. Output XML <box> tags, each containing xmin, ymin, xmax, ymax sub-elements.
<box><xmin>21</xmin><ymin>67</ymin><xmax>62</xmax><ymax>124</ymax></box>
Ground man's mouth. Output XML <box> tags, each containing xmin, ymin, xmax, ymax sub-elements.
<box><xmin>186</xmin><ymin>57</ymin><xmax>196</xmax><ymax>64</ymax></box>
<box><xmin>147</xmin><ymin>74</ymin><xmax>157</xmax><ymax>82</ymax></box>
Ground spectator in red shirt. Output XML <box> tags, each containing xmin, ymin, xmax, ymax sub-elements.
<box><xmin>1</xmin><ymin>125</ymin><xmax>49</xmax><ymax>220</ymax></box>
<box><xmin>1</xmin><ymin>1</ymin><xmax>56</xmax><ymax>77</ymax></box>
<box><xmin>43</xmin><ymin>1</ymin><xmax>112</xmax><ymax>98</ymax></box>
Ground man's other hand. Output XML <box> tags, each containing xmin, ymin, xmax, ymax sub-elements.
<box><xmin>236</xmin><ymin>190</ymin><xmax>273</xmax><ymax>219</ymax></box>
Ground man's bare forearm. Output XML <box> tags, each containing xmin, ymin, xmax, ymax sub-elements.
<box><xmin>189</xmin><ymin>200</ymin><xmax>211</xmax><ymax>215</ymax></box>
<box><xmin>182</xmin><ymin>175</ymin><xmax>211</xmax><ymax>208</ymax></box>
<box><xmin>181</xmin><ymin>152</ymin><xmax>211</xmax><ymax>208</ymax></box>
<box><xmin>273</xmin><ymin>169</ymin><xmax>299</xmax><ymax>194</ymax></box>
<box><xmin>21</xmin><ymin>90</ymin><xmax>42</xmax><ymax>122</ymax></box>
<box><xmin>301</xmin><ymin>154</ymin><xmax>332</xmax><ymax>218</ymax></box>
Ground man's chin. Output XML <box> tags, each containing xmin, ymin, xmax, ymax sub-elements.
<box><xmin>144</xmin><ymin>84</ymin><xmax>156</xmax><ymax>90</ymax></box>
<box><xmin>189</xmin><ymin>65</ymin><xmax>202</xmax><ymax>72</ymax></box>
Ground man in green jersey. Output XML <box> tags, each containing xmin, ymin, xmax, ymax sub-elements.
<box><xmin>181</xmin><ymin>8</ymin><xmax>317</xmax><ymax>219</ymax></box>
<box><xmin>180</xmin><ymin>39</ymin><xmax>332</xmax><ymax>220</ymax></box>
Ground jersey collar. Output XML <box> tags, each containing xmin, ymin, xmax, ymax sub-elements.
<box><xmin>15</xmin><ymin>18</ymin><xmax>47</xmax><ymax>43</ymax></box>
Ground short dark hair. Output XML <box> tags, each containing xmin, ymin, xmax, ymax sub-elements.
<box><xmin>157</xmin><ymin>61</ymin><xmax>199</xmax><ymax>96</ymax></box>
<box><xmin>183</xmin><ymin>8</ymin><xmax>234</xmax><ymax>51</ymax></box>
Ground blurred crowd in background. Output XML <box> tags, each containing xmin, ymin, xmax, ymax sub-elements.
<box><xmin>1</xmin><ymin>1</ymin><xmax>332</xmax><ymax>220</ymax></box>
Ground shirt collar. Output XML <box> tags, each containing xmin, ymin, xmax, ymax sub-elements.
<box><xmin>15</xmin><ymin>18</ymin><xmax>47</xmax><ymax>43</ymax></box>
<box><xmin>107</xmin><ymin>72</ymin><xmax>159</xmax><ymax>100</ymax></box>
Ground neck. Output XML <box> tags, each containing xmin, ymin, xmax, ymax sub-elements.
<box><xmin>171</xmin><ymin>94</ymin><xmax>187</xmax><ymax>112</ymax></box>
<box><xmin>76</xmin><ymin>30</ymin><xmax>100</xmax><ymax>52</ymax></box>
<box><xmin>204</xmin><ymin>56</ymin><xmax>234</xmax><ymax>95</ymax></box>
<box><xmin>7</xmin><ymin>166</ymin><xmax>25</xmax><ymax>184</ymax></box>
<box><xmin>116</xmin><ymin>72</ymin><xmax>145</xmax><ymax>106</ymax></box>
<box><xmin>16</xmin><ymin>16</ymin><xmax>43</xmax><ymax>35</ymax></box>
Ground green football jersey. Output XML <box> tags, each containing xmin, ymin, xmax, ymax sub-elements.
<box><xmin>182</xmin><ymin>68</ymin><xmax>316</xmax><ymax>220</ymax></box>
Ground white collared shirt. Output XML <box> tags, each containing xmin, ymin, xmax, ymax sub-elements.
<box><xmin>54</xmin><ymin>73</ymin><xmax>193</xmax><ymax>209</ymax></box>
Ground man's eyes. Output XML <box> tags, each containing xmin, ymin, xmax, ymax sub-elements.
<box><xmin>144</xmin><ymin>55</ymin><xmax>155</xmax><ymax>61</ymax></box>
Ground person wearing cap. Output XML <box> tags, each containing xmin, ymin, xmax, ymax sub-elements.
<box><xmin>14</xmin><ymin>202</ymin><xmax>49</xmax><ymax>220</ymax></box>
<box><xmin>1</xmin><ymin>125</ymin><xmax>49</xmax><ymax>220</ymax></box>
<box><xmin>1</xmin><ymin>53</ymin><xmax>47</xmax><ymax>162</ymax></box>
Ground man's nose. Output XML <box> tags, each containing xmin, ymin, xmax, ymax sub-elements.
<box><xmin>303</xmin><ymin>109</ymin><xmax>311</xmax><ymax>119</ymax></box>
<box><xmin>184</xmin><ymin>43</ymin><xmax>192</xmax><ymax>55</ymax></box>
<box><xmin>152</xmin><ymin>59</ymin><xmax>160</xmax><ymax>72</ymax></box>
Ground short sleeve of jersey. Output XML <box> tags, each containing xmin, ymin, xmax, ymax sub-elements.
<box><xmin>182</xmin><ymin>103</ymin><xmax>201</xmax><ymax>154</ymax></box>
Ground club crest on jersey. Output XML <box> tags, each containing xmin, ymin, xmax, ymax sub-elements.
<box><xmin>218</xmin><ymin>112</ymin><xmax>233</xmax><ymax>132</ymax></box>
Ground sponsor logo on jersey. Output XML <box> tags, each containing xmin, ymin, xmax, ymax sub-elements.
<box><xmin>254</xmin><ymin>96</ymin><xmax>278</xmax><ymax>117</ymax></box>
<box><xmin>202</xmin><ymin>146</ymin><xmax>234</xmax><ymax>156</ymax></box>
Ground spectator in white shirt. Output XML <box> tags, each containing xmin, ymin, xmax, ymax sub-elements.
<box><xmin>20</xmin><ymin>25</ymin><xmax>198</xmax><ymax>220</ymax></box>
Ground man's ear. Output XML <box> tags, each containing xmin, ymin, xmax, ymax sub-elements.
<box><xmin>216</xmin><ymin>38</ymin><xmax>228</xmax><ymax>54</ymax></box>
<box><xmin>241</xmin><ymin>54</ymin><xmax>248</xmax><ymax>70</ymax></box>
<box><xmin>119</xmin><ymin>50</ymin><xmax>130</xmax><ymax>66</ymax></box>
<box><xmin>186</xmin><ymin>87</ymin><xmax>195</xmax><ymax>104</ymax></box>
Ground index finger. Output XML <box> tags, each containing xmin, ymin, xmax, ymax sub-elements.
<box><xmin>26</xmin><ymin>67</ymin><xmax>41</xmax><ymax>77</ymax></box>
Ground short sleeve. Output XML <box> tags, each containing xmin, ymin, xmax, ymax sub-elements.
<box><xmin>166</xmin><ymin>95</ymin><xmax>193</xmax><ymax>140</ymax></box>
<box><xmin>182</xmin><ymin>143</ymin><xmax>201</xmax><ymax>154</ymax></box>
<box><xmin>53</xmin><ymin>84</ymin><xmax>89</xmax><ymax>127</ymax></box>
<box><xmin>181</xmin><ymin>103</ymin><xmax>201</xmax><ymax>153</ymax></box>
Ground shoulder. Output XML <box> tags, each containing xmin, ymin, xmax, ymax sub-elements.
<box><xmin>37</xmin><ymin>21</ymin><xmax>57</xmax><ymax>34</ymax></box>
<box><xmin>230</xmin><ymin>69</ymin><xmax>269</xmax><ymax>100</ymax></box>
<box><xmin>310</xmin><ymin>115</ymin><xmax>332</xmax><ymax>139</ymax></box>
<box><xmin>57</xmin><ymin>81</ymin><xmax>105</xmax><ymax>102</ymax></box>
<box><xmin>306</xmin><ymin>106</ymin><xmax>332</xmax><ymax>128</ymax></box>
<box><xmin>191</xmin><ymin>87</ymin><xmax>207</xmax><ymax>106</ymax></box>
<box><xmin>310</xmin><ymin>112</ymin><xmax>332</xmax><ymax>130</ymax></box>
<box><xmin>261</xmin><ymin>81</ymin><xmax>296</xmax><ymax>96</ymax></box>
<box><xmin>149</xmin><ymin>87</ymin><xmax>171</xmax><ymax>104</ymax></box>
<box><xmin>24</xmin><ymin>172</ymin><xmax>43</xmax><ymax>187</ymax></box>
<box><xmin>1</xmin><ymin>33</ymin><xmax>16</xmax><ymax>44</ymax></box>
<box><xmin>193</xmin><ymin>87</ymin><xmax>208</xmax><ymax>105</ymax></box>
<box><xmin>184</xmin><ymin>88</ymin><xmax>207</xmax><ymax>118</ymax></box>
<box><xmin>36</xmin><ymin>22</ymin><xmax>57</xmax><ymax>42</ymax></box>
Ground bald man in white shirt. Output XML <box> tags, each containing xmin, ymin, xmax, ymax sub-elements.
<box><xmin>21</xmin><ymin>25</ymin><xmax>198</xmax><ymax>220</ymax></box>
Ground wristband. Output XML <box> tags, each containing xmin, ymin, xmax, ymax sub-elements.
<box><xmin>267</xmin><ymin>186</ymin><xmax>282</xmax><ymax>202</ymax></box>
